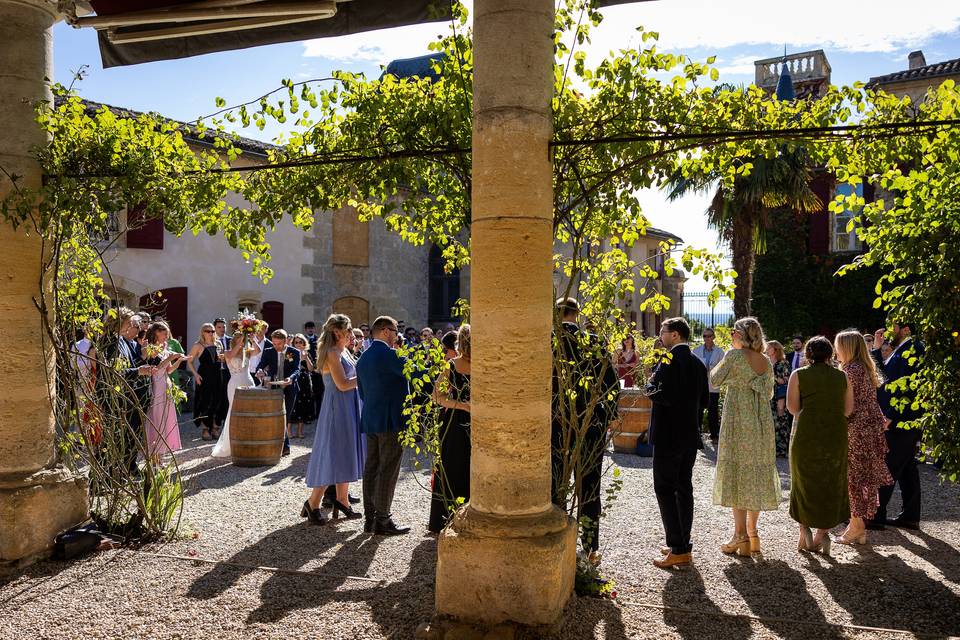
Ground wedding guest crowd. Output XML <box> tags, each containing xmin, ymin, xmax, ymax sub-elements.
<box><xmin>85</xmin><ymin>292</ymin><xmax>931</xmax><ymax>560</ymax></box>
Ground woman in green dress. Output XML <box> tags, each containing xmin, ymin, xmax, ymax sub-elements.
<box><xmin>712</xmin><ymin>317</ymin><xmax>781</xmax><ymax>559</ymax></box>
<box><xmin>786</xmin><ymin>336</ymin><xmax>854</xmax><ymax>555</ymax></box>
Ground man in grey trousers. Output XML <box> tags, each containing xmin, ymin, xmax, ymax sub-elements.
<box><xmin>356</xmin><ymin>316</ymin><xmax>411</xmax><ymax>536</ymax></box>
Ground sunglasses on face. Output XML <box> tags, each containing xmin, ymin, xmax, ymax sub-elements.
<box><xmin>203</xmin><ymin>329</ymin><xmax>215</xmax><ymax>333</ymax></box>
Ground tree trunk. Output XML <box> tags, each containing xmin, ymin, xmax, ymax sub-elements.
<box><xmin>730</xmin><ymin>209</ymin><xmax>756</xmax><ymax>319</ymax></box>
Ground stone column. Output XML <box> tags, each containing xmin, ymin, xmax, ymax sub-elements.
<box><xmin>433</xmin><ymin>0</ymin><xmax>576</xmax><ymax>629</ymax></box>
<box><xmin>0</xmin><ymin>0</ymin><xmax>88</xmax><ymax>568</ymax></box>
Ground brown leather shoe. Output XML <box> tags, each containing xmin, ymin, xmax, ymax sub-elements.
<box><xmin>653</xmin><ymin>552</ymin><xmax>692</xmax><ymax>570</ymax></box>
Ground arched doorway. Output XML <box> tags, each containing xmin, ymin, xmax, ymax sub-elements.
<box><xmin>261</xmin><ymin>301</ymin><xmax>284</xmax><ymax>333</ymax></box>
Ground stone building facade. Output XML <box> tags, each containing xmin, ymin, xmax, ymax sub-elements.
<box><xmin>95</xmin><ymin>100</ymin><xmax>465</xmax><ymax>340</ymax></box>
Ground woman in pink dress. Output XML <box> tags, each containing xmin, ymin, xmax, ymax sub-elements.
<box><xmin>834</xmin><ymin>330</ymin><xmax>893</xmax><ymax>545</ymax></box>
<box><xmin>145</xmin><ymin>321</ymin><xmax>191</xmax><ymax>459</ymax></box>
<box><xmin>615</xmin><ymin>334</ymin><xmax>639</xmax><ymax>388</ymax></box>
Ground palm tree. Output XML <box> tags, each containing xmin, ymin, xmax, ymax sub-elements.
<box><xmin>665</xmin><ymin>149</ymin><xmax>820</xmax><ymax>319</ymax></box>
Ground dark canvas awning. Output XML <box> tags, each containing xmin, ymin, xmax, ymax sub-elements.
<box><xmin>72</xmin><ymin>0</ymin><xmax>646</xmax><ymax>68</ymax></box>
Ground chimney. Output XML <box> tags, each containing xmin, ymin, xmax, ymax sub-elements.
<box><xmin>908</xmin><ymin>50</ymin><xmax>927</xmax><ymax>70</ymax></box>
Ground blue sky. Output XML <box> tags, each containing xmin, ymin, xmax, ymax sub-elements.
<box><xmin>53</xmin><ymin>1</ymin><xmax>960</xmax><ymax>289</ymax></box>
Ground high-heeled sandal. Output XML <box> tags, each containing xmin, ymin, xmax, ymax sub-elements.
<box><xmin>798</xmin><ymin>526</ymin><xmax>814</xmax><ymax>552</ymax></box>
<box><xmin>331</xmin><ymin>498</ymin><xmax>362</xmax><ymax>520</ymax></box>
<box><xmin>300</xmin><ymin>499</ymin><xmax>327</xmax><ymax>525</ymax></box>
<box><xmin>745</xmin><ymin>533</ymin><xmax>762</xmax><ymax>558</ymax></box>
<box><xmin>721</xmin><ymin>535</ymin><xmax>749</xmax><ymax>555</ymax></box>
<box><xmin>835</xmin><ymin>531</ymin><xmax>867</xmax><ymax>545</ymax></box>
<box><xmin>811</xmin><ymin>533</ymin><xmax>832</xmax><ymax>555</ymax></box>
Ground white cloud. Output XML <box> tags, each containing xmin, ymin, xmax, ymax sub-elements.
<box><xmin>588</xmin><ymin>0</ymin><xmax>960</xmax><ymax>57</ymax></box>
<box><xmin>302</xmin><ymin>20</ymin><xmax>461</xmax><ymax>65</ymax></box>
<box><xmin>302</xmin><ymin>1</ymin><xmax>959</xmax><ymax>70</ymax></box>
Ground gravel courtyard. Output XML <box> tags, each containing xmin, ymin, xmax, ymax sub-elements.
<box><xmin>3</xmin><ymin>421</ymin><xmax>959</xmax><ymax>640</ymax></box>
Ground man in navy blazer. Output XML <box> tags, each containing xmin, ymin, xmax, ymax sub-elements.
<box><xmin>256</xmin><ymin>329</ymin><xmax>300</xmax><ymax>456</ymax></box>
<box><xmin>870</xmin><ymin>322</ymin><xmax>925</xmax><ymax>530</ymax></box>
<box><xmin>356</xmin><ymin>315</ymin><xmax>411</xmax><ymax>535</ymax></box>
<box><xmin>646</xmin><ymin>317</ymin><xmax>709</xmax><ymax>569</ymax></box>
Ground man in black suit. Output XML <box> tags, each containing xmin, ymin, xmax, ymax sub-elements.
<box><xmin>551</xmin><ymin>298</ymin><xmax>620</xmax><ymax>557</ymax></box>
<box><xmin>871</xmin><ymin>322</ymin><xmax>924</xmax><ymax>530</ymax></box>
<box><xmin>213</xmin><ymin>317</ymin><xmax>231</xmax><ymax>430</ymax></box>
<box><xmin>255</xmin><ymin>329</ymin><xmax>300</xmax><ymax>456</ymax></box>
<box><xmin>646</xmin><ymin>317</ymin><xmax>709</xmax><ymax>569</ymax></box>
<box><xmin>99</xmin><ymin>308</ymin><xmax>154</xmax><ymax>475</ymax></box>
<box><xmin>788</xmin><ymin>335</ymin><xmax>804</xmax><ymax>371</ymax></box>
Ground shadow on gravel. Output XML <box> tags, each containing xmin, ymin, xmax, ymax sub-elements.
<box><xmin>608</xmin><ymin>452</ymin><xmax>653</xmax><ymax>470</ymax></box>
<box><xmin>808</xmin><ymin>547</ymin><xmax>960</xmax><ymax>637</ymax></box>
<box><xmin>892</xmin><ymin>529</ymin><xmax>960</xmax><ymax>585</ymax></box>
<box><xmin>662</xmin><ymin>566</ymin><xmax>752</xmax><ymax>640</ymax></box>
<box><xmin>560</xmin><ymin>595</ymin><xmax>628</xmax><ymax>639</ymax></box>
<box><xmin>725</xmin><ymin>559</ymin><xmax>839</xmax><ymax>640</ymax></box>
<box><xmin>185</xmin><ymin>522</ymin><xmax>351</xmax><ymax>603</ymax></box>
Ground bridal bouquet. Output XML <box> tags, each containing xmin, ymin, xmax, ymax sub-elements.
<box><xmin>230</xmin><ymin>310</ymin><xmax>262</xmax><ymax>337</ymax></box>
<box><xmin>230</xmin><ymin>310</ymin><xmax>264</xmax><ymax>367</ymax></box>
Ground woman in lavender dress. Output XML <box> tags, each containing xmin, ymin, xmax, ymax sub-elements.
<box><xmin>302</xmin><ymin>314</ymin><xmax>366</xmax><ymax>525</ymax></box>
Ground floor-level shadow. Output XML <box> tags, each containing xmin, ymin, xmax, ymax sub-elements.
<box><xmin>725</xmin><ymin>558</ymin><xmax>840</xmax><ymax>640</ymax></box>
<box><xmin>663</xmin><ymin>566</ymin><xmax>752</xmax><ymax>640</ymax></box>
<box><xmin>186</xmin><ymin>522</ymin><xmax>352</xmax><ymax>602</ymax></box>
<box><xmin>609</xmin><ymin>451</ymin><xmax>653</xmax><ymax>470</ymax></box>
<box><xmin>890</xmin><ymin>528</ymin><xmax>960</xmax><ymax>585</ymax></box>
<box><xmin>809</xmin><ymin>547</ymin><xmax>960</xmax><ymax>637</ymax></box>
<box><xmin>559</xmin><ymin>594</ymin><xmax>629</xmax><ymax>640</ymax></box>
<box><xmin>246</xmin><ymin>531</ymin><xmax>383</xmax><ymax>624</ymax></box>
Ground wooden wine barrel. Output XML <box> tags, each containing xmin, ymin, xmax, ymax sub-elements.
<box><xmin>610</xmin><ymin>388</ymin><xmax>652</xmax><ymax>453</ymax></box>
<box><xmin>230</xmin><ymin>387</ymin><xmax>286</xmax><ymax>467</ymax></box>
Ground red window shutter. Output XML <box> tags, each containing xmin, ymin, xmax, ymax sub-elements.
<box><xmin>808</xmin><ymin>175</ymin><xmax>833</xmax><ymax>254</ymax></box>
<box><xmin>261</xmin><ymin>301</ymin><xmax>284</xmax><ymax>333</ymax></box>
<box><xmin>126</xmin><ymin>204</ymin><xmax>164</xmax><ymax>250</ymax></box>
<box><xmin>140</xmin><ymin>287</ymin><xmax>188</xmax><ymax>343</ymax></box>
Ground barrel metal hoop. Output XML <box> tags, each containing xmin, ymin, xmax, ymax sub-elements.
<box><xmin>231</xmin><ymin>439</ymin><xmax>286</xmax><ymax>445</ymax></box>
<box><xmin>231</xmin><ymin>411</ymin><xmax>286</xmax><ymax>417</ymax></box>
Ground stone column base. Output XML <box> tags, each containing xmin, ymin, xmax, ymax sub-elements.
<box><xmin>0</xmin><ymin>466</ymin><xmax>89</xmax><ymax>568</ymax></box>
<box><xmin>433</xmin><ymin>504</ymin><xmax>577</xmax><ymax>629</ymax></box>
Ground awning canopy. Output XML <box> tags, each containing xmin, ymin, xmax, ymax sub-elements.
<box><xmin>67</xmin><ymin>0</ymin><xmax>643</xmax><ymax>68</ymax></box>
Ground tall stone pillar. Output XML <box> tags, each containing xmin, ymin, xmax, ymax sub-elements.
<box><xmin>0</xmin><ymin>0</ymin><xmax>88</xmax><ymax>569</ymax></box>
<box><xmin>433</xmin><ymin>0</ymin><xmax>576</xmax><ymax>629</ymax></box>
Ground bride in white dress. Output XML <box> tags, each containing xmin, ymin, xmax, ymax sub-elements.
<box><xmin>211</xmin><ymin>334</ymin><xmax>259</xmax><ymax>458</ymax></box>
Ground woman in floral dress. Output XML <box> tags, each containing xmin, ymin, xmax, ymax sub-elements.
<box><xmin>766</xmin><ymin>341</ymin><xmax>792</xmax><ymax>457</ymax></box>
<box><xmin>712</xmin><ymin>317</ymin><xmax>781</xmax><ymax>559</ymax></box>
<box><xmin>834</xmin><ymin>330</ymin><xmax>893</xmax><ymax>545</ymax></box>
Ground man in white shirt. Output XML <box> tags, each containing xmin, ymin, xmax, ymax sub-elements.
<box><xmin>248</xmin><ymin>322</ymin><xmax>269</xmax><ymax>374</ymax></box>
<box><xmin>692</xmin><ymin>327</ymin><xmax>725</xmax><ymax>442</ymax></box>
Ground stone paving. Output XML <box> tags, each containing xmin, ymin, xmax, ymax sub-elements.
<box><xmin>2</xmin><ymin>419</ymin><xmax>959</xmax><ymax>639</ymax></box>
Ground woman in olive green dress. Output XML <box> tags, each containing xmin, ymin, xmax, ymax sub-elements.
<box><xmin>786</xmin><ymin>336</ymin><xmax>854</xmax><ymax>555</ymax></box>
<box><xmin>712</xmin><ymin>317</ymin><xmax>781</xmax><ymax>559</ymax></box>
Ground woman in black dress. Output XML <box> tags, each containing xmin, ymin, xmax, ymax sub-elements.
<box><xmin>289</xmin><ymin>334</ymin><xmax>316</xmax><ymax>439</ymax></box>
<box><xmin>428</xmin><ymin>325</ymin><xmax>472</xmax><ymax>534</ymax></box>
<box><xmin>187</xmin><ymin>323</ymin><xmax>223</xmax><ymax>441</ymax></box>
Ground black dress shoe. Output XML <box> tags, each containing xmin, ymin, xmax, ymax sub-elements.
<box><xmin>888</xmin><ymin>517</ymin><xmax>920</xmax><ymax>530</ymax></box>
<box><xmin>374</xmin><ymin>518</ymin><xmax>410</xmax><ymax>536</ymax></box>
<box><xmin>363</xmin><ymin>517</ymin><xmax>374</xmax><ymax>534</ymax></box>
<box><xmin>282</xmin><ymin>446</ymin><xmax>291</xmax><ymax>456</ymax></box>
<box><xmin>864</xmin><ymin>519</ymin><xmax>886</xmax><ymax>531</ymax></box>
<box><xmin>331</xmin><ymin>499</ymin><xmax>362</xmax><ymax>520</ymax></box>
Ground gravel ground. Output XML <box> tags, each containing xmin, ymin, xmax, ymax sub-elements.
<box><xmin>3</xmin><ymin>419</ymin><xmax>959</xmax><ymax>640</ymax></box>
